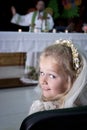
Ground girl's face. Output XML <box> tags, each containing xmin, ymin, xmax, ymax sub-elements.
<box><xmin>39</xmin><ymin>56</ymin><xmax>68</xmax><ymax>99</ymax></box>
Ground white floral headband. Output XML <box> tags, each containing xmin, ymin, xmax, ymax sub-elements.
<box><xmin>55</xmin><ymin>39</ymin><xmax>80</xmax><ymax>71</ymax></box>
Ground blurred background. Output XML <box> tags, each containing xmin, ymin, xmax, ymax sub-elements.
<box><xmin>0</xmin><ymin>0</ymin><xmax>87</xmax><ymax>32</ymax></box>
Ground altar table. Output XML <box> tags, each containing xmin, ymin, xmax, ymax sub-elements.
<box><xmin>0</xmin><ymin>32</ymin><xmax>87</xmax><ymax>73</ymax></box>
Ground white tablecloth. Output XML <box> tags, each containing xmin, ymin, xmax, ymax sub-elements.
<box><xmin>0</xmin><ymin>32</ymin><xmax>87</xmax><ymax>73</ymax></box>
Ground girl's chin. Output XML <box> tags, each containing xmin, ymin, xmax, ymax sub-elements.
<box><xmin>42</xmin><ymin>92</ymin><xmax>52</xmax><ymax>99</ymax></box>
<box><xmin>43</xmin><ymin>92</ymin><xmax>49</xmax><ymax>97</ymax></box>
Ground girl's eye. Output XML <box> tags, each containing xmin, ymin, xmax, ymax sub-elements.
<box><xmin>39</xmin><ymin>71</ymin><xmax>44</xmax><ymax>76</ymax></box>
<box><xmin>49</xmin><ymin>74</ymin><xmax>56</xmax><ymax>79</ymax></box>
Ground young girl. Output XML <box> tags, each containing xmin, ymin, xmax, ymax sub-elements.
<box><xmin>29</xmin><ymin>39</ymin><xmax>87</xmax><ymax>115</ymax></box>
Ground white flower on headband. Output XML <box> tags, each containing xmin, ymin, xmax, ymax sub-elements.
<box><xmin>55</xmin><ymin>39</ymin><xmax>80</xmax><ymax>71</ymax></box>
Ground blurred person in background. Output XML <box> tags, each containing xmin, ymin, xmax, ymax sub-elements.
<box><xmin>11</xmin><ymin>0</ymin><xmax>54</xmax><ymax>32</ymax></box>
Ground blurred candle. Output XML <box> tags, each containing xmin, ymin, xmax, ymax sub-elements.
<box><xmin>18</xmin><ymin>29</ymin><xmax>22</xmax><ymax>32</ymax></box>
<box><xmin>34</xmin><ymin>28</ymin><xmax>38</xmax><ymax>33</ymax></box>
<box><xmin>65</xmin><ymin>29</ymin><xmax>68</xmax><ymax>33</ymax></box>
<box><xmin>53</xmin><ymin>28</ymin><xmax>56</xmax><ymax>33</ymax></box>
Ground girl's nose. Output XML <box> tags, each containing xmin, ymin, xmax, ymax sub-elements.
<box><xmin>40</xmin><ymin>75</ymin><xmax>48</xmax><ymax>84</ymax></box>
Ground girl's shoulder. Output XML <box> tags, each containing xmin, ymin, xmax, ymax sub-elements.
<box><xmin>29</xmin><ymin>100</ymin><xmax>45</xmax><ymax>115</ymax></box>
<box><xmin>31</xmin><ymin>100</ymin><xmax>44</xmax><ymax>109</ymax></box>
<box><xmin>29</xmin><ymin>100</ymin><xmax>59</xmax><ymax>115</ymax></box>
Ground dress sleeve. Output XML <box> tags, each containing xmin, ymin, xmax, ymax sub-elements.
<box><xmin>28</xmin><ymin>100</ymin><xmax>45</xmax><ymax>115</ymax></box>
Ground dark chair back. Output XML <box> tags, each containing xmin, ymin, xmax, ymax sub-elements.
<box><xmin>20</xmin><ymin>106</ymin><xmax>87</xmax><ymax>130</ymax></box>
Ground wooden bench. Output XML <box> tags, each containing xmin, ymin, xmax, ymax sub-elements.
<box><xmin>0</xmin><ymin>53</ymin><xmax>26</xmax><ymax>66</ymax></box>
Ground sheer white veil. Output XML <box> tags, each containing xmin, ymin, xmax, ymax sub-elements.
<box><xmin>64</xmin><ymin>45</ymin><xmax>87</xmax><ymax>108</ymax></box>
